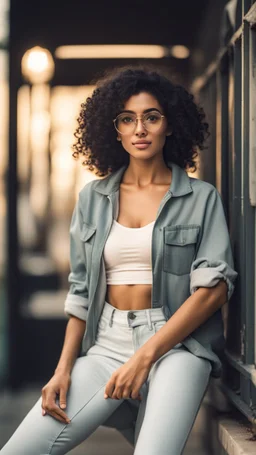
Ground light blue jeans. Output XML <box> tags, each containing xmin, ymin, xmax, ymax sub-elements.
<box><xmin>0</xmin><ymin>301</ymin><xmax>212</xmax><ymax>455</ymax></box>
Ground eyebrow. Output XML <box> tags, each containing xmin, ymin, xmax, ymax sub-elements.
<box><xmin>119</xmin><ymin>108</ymin><xmax>162</xmax><ymax>114</ymax></box>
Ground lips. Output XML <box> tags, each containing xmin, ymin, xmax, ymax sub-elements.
<box><xmin>132</xmin><ymin>141</ymin><xmax>151</xmax><ymax>149</ymax></box>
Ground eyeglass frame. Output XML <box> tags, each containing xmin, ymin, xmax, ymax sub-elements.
<box><xmin>113</xmin><ymin>111</ymin><xmax>166</xmax><ymax>135</ymax></box>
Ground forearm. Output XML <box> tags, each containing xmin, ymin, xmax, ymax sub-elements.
<box><xmin>139</xmin><ymin>280</ymin><xmax>227</xmax><ymax>365</ymax></box>
<box><xmin>55</xmin><ymin>316</ymin><xmax>86</xmax><ymax>374</ymax></box>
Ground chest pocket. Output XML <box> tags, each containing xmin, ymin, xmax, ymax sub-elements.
<box><xmin>163</xmin><ymin>225</ymin><xmax>200</xmax><ymax>276</ymax></box>
<box><xmin>80</xmin><ymin>223</ymin><xmax>96</xmax><ymax>260</ymax></box>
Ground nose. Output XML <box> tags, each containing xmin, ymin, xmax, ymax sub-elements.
<box><xmin>134</xmin><ymin>118</ymin><xmax>147</xmax><ymax>135</ymax></box>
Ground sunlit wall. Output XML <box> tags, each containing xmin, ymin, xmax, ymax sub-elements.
<box><xmin>17</xmin><ymin>80</ymin><xmax>97</xmax><ymax>316</ymax></box>
<box><xmin>48</xmin><ymin>86</ymin><xmax>97</xmax><ymax>275</ymax></box>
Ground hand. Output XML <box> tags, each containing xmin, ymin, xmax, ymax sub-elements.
<box><xmin>41</xmin><ymin>371</ymin><xmax>71</xmax><ymax>424</ymax></box>
<box><xmin>104</xmin><ymin>354</ymin><xmax>152</xmax><ymax>400</ymax></box>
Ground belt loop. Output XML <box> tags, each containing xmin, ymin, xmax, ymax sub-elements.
<box><xmin>146</xmin><ymin>309</ymin><xmax>153</xmax><ymax>331</ymax></box>
<box><xmin>109</xmin><ymin>308</ymin><xmax>115</xmax><ymax>327</ymax></box>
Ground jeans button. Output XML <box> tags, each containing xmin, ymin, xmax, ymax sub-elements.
<box><xmin>128</xmin><ymin>312</ymin><xmax>136</xmax><ymax>320</ymax></box>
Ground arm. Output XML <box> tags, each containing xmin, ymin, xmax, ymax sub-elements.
<box><xmin>64</xmin><ymin>197</ymin><xmax>90</xmax><ymax>321</ymax></box>
<box><xmin>42</xmin><ymin>198</ymin><xmax>89</xmax><ymax>422</ymax></box>
<box><xmin>42</xmin><ymin>316</ymin><xmax>86</xmax><ymax>423</ymax></box>
<box><xmin>189</xmin><ymin>187</ymin><xmax>237</xmax><ymax>300</ymax></box>
<box><xmin>137</xmin><ymin>279</ymin><xmax>227</xmax><ymax>365</ymax></box>
<box><xmin>55</xmin><ymin>316</ymin><xmax>86</xmax><ymax>374</ymax></box>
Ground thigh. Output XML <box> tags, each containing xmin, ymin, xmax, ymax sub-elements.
<box><xmin>1</xmin><ymin>355</ymin><xmax>124</xmax><ymax>455</ymax></box>
<box><xmin>134</xmin><ymin>348</ymin><xmax>212</xmax><ymax>455</ymax></box>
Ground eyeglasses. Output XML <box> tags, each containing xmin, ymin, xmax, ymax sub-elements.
<box><xmin>113</xmin><ymin>110</ymin><xmax>165</xmax><ymax>135</ymax></box>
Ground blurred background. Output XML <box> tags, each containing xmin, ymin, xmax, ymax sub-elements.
<box><xmin>0</xmin><ymin>0</ymin><xmax>256</xmax><ymax>454</ymax></box>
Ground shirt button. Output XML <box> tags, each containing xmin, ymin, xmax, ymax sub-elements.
<box><xmin>128</xmin><ymin>312</ymin><xmax>136</xmax><ymax>319</ymax></box>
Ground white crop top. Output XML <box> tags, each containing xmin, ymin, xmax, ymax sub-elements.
<box><xmin>103</xmin><ymin>219</ymin><xmax>155</xmax><ymax>284</ymax></box>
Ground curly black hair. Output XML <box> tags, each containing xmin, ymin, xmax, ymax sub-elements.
<box><xmin>72</xmin><ymin>65</ymin><xmax>209</xmax><ymax>176</ymax></box>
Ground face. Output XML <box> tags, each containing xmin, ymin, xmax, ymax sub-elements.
<box><xmin>115</xmin><ymin>92</ymin><xmax>171</xmax><ymax>161</ymax></box>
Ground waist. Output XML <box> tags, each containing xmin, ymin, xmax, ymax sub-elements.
<box><xmin>102</xmin><ymin>301</ymin><xmax>166</xmax><ymax>327</ymax></box>
<box><xmin>106</xmin><ymin>283</ymin><xmax>152</xmax><ymax>310</ymax></box>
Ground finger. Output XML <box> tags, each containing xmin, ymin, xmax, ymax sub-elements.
<box><xmin>112</xmin><ymin>384</ymin><xmax>126</xmax><ymax>400</ymax></box>
<box><xmin>122</xmin><ymin>388</ymin><xmax>132</xmax><ymax>400</ymax></box>
<box><xmin>112</xmin><ymin>389</ymin><xmax>122</xmax><ymax>400</ymax></box>
<box><xmin>104</xmin><ymin>380</ymin><xmax>115</xmax><ymax>399</ymax></box>
<box><xmin>45</xmin><ymin>403</ymin><xmax>70</xmax><ymax>423</ymax></box>
<box><xmin>44</xmin><ymin>389</ymin><xmax>58</xmax><ymax>407</ymax></box>
<box><xmin>59</xmin><ymin>388</ymin><xmax>67</xmax><ymax>409</ymax></box>
<box><xmin>130</xmin><ymin>377</ymin><xmax>145</xmax><ymax>400</ymax></box>
<box><xmin>130</xmin><ymin>387</ymin><xmax>142</xmax><ymax>400</ymax></box>
<box><xmin>46</xmin><ymin>410</ymin><xmax>70</xmax><ymax>424</ymax></box>
<box><xmin>42</xmin><ymin>408</ymin><xmax>46</xmax><ymax>416</ymax></box>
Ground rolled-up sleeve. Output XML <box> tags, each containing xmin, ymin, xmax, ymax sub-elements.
<box><xmin>190</xmin><ymin>188</ymin><xmax>238</xmax><ymax>300</ymax></box>
<box><xmin>64</xmin><ymin>199</ymin><xmax>89</xmax><ymax>321</ymax></box>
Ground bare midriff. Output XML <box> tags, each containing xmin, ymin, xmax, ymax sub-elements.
<box><xmin>105</xmin><ymin>170</ymin><xmax>172</xmax><ymax>311</ymax></box>
<box><xmin>105</xmin><ymin>284</ymin><xmax>153</xmax><ymax>310</ymax></box>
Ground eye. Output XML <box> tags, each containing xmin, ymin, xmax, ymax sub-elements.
<box><xmin>119</xmin><ymin>115</ymin><xmax>134</xmax><ymax>124</ymax></box>
<box><xmin>145</xmin><ymin>112</ymin><xmax>161</xmax><ymax>122</ymax></box>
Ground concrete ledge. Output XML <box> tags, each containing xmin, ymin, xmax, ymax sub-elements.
<box><xmin>218</xmin><ymin>418</ymin><xmax>256</xmax><ymax>455</ymax></box>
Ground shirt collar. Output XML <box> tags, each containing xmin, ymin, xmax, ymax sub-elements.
<box><xmin>93</xmin><ymin>161</ymin><xmax>193</xmax><ymax>197</ymax></box>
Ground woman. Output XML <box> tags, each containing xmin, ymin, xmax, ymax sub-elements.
<box><xmin>1</xmin><ymin>67</ymin><xmax>238</xmax><ymax>454</ymax></box>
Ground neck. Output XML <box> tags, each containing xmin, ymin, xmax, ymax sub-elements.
<box><xmin>122</xmin><ymin>156</ymin><xmax>172</xmax><ymax>188</ymax></box>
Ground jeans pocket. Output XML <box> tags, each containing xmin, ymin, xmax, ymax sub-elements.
<box><xmin>96</xmin><ymin>317</ymin><xmax>108</xmax><ymax>336</ymax></box>
<box><xmin>153</xmin><ymin>320</ymin><xmax>167</xmax><ymax>334</ymax></box>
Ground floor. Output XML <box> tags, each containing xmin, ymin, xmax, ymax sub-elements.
<box><xmin>0</xmin><ymin>385</ymin><xmax>214</xmax><ymax>454</ymax></box>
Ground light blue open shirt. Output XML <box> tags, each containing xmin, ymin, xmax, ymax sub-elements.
<box><xmin>64</xmin><ymin>161</ymin><xmax>238</xmax><ymax>377</ymax></box>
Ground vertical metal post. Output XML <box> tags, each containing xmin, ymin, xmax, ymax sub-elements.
<box><xmin>227</xmin><ymin>39</ymin><xmax>242</xmax><ymax>357</ymax></box>
<box><xmin>241</xmin><ymin>20</ymin><xmax>255</xmax><ymax>365</ymax></box>
<box><xmin>221</xmin><ymin>53</ymin><xmax>230</xmax><ymax>217</ymax></box>
<box><xmin>249</xmin><ymin>29</ymin><xmax>256</xmax><ymax>207</ymax></box>
<box><xmin>243</xmin><ymin>0</ymin><xmax>253</xmax><ymax>16</ymax></box>
<box><xmin>248</xmin><ymin>26</ymin><xmax>256</xmax><ymax>366</ymax></box>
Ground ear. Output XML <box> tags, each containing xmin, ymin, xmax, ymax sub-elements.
<box><xmin>117</xmin><ymin>136</ymin><xmax>122</xmax><ymax>141</ymax></box>
<box><xmin>166</xmin><ymin>127</ymin><xmax>172</xmax><ymax>137</ymax></box>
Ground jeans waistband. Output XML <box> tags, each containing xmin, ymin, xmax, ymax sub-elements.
<box><xmin>102</xmin><ymin>301</ymin><xmax>166</xmax><ymax>329</ymax></box>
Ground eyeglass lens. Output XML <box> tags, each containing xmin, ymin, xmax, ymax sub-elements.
<box><xmin>115</xmin><ymin>111</ymin><xmax>163</xmax><ymax>134</ymax></box>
